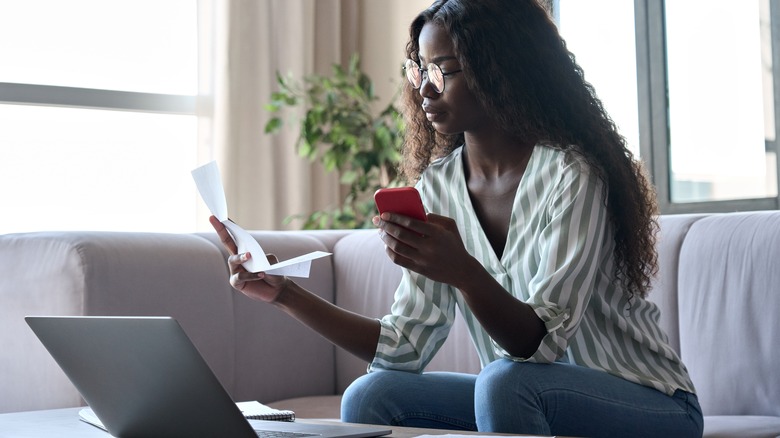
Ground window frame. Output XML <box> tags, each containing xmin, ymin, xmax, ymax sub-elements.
<box><xmin>0</xmin><ymin>83</ymin><xmax>195</xmax><ymax>115</ymax></box>
<box><xmin>0</xmin><ymin>0</ymin><xmax>201</xmax><ymax>116</ymax></box>
<box><xmin>635</xmin><ymin>0</ymin><xmax>780</xmax><ymax>214</ymax></box>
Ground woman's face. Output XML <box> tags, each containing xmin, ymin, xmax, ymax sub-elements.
<box><xmin>417</xmin><ymin>22</ymin><xmax>488</xmax><ymax>136</ymax></box>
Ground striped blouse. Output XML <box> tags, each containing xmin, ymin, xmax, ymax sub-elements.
<box><xmin>371</xmin><ymin>145</ymin><xmax>696</xmax><ymax>396</ymax></box>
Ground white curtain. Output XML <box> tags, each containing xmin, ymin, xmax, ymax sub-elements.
<box><xmin>197</xmin><ymin>0</ymin><xmax>430</xmax><ymax>231</ymax></box>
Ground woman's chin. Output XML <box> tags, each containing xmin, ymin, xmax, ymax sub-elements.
<box><xmin>430</xmin><ymin>120</ymin><xmax>456</xmax><ymax>135</ymax></box>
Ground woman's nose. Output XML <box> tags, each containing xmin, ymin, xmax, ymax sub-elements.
<box><xmin>419</xmin><ymin>73</ymin><xmax>438</xmax><ymax>98</ymax></box>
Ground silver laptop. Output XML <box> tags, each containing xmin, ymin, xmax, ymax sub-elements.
<box><xmin>26</xmin><ymin>316</ymin><xmax>391</xmax><ymax>438</ymax></box>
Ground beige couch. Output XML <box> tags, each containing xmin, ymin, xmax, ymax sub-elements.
<box><xmin>1</xmin><ymin>211</ymin><xmax>779</xmax><ymax>437</ymax></box>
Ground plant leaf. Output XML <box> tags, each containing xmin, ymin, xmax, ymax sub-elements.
<box><xmin>262</xmin><ymin>56</ymin><xmax>404</xmax><ymax>230</ymax></box>
<box><xmin>264</xmin><ymin>117</ymin><xmax>283</xmax><ymax>133</ymax></box>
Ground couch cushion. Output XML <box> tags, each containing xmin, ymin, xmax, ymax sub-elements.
<box><xmin>332</xmin><ymin>231</ymin><xmax>482</xmax><ymax>395</ymax></box>
<box><xmin>677</xmin><ymin>211</ymin><xmax>780</xmax><ymax>417</ymax></box>
<box><xmin>198</xmin><ymin>231</ymin><xmax>339</xmax><ymax>404</ymax></box>
<box><xmin>703</xmin><ymin>415</ymin><xmax>780</xmax><ymax>438</ymax></box>
<box><xmin>649</xmin><ymin>214</ymin><xmax>707</xmax><ymax>354</ymax></box>
<box><xmin>0</xmin><ymin>232</ymin><xmax>235</xmax><ymax>413</ymax></box>
<box><xmin>267</xmin><ymin>395</ymin><xmax>343</xmax><ymax>420</ymax></box>
<box><xmin>0</xmin><ymin>233</ymin><xmax>89</xmax><ymax>412</ymax></box>
<box><xmin>331</xmin><ymin>231</ymin><xmax>400</xmax><ymax>393</ymax></box>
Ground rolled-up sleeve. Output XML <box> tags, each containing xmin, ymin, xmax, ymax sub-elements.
<box><xmin>370</xmin><ymin>269</ymin><xmax>456</xmax><ymax>373</ymax></box>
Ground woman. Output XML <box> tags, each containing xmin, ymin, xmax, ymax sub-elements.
<box><xmin>211</xmin><ymin>0</ymin><xmax>703</xmax><ymax>436</ymax></box>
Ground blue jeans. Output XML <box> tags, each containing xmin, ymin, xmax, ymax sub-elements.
<box><xmin>341</xmin><ymin>359</ymin><xmax>703</xmax><ymax>437</ymax></box>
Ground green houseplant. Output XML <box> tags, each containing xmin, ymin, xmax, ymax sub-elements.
<box><xmin>264</xmin><ymin>54</ymin><xmax>405</xmax><ymax>229</ymax></box>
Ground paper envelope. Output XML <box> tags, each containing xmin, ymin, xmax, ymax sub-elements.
<box><xmin>191</xmin><ymin>161</ymin><xmax>330</xmax><ymax>277</ymax></box>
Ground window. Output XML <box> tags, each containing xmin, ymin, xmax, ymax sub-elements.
<box><xmin>557</xmin><ymin>0</ymin><xmax>780</xmax><ymax>213</ymax></box>
<box><xmin>558</xmin><ymin>0</ymin><xmax>640</xmax><ymax>158</ymax></box>
<box><xmin>665</xmin><ymin>0</ymin><xmax>776</xmax><ymax>203</ymax></box>
<box><xmin>0</xmin><ymin>0</ymin><xmax>200</xmax><ymax>233</ymax></box>
<box><xmin>637</xmin><ymin>0</ymin><xmax>780</xmax><ymax>212</ymax></box>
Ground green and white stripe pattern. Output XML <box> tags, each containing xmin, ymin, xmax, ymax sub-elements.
<box><xmin>371</xmin><ymin>145</ymin><xmax>695</xmax><ymax>396</ymax></box>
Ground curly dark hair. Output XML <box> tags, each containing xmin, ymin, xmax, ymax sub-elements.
<box><xmin>399</xmin><ymin>0</ymin><xmax>659</xmax><ymax>300</ymax></box>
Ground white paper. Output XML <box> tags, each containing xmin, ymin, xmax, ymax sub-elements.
<box><xmin>78</xmin><ymin>408</ymin><xmax>106</xmax><ymax>431</ymax></box>
<box><xmin>192</xmin><ymin>161</ymin><xmax>330</xmax><ymax>277</ymax></box>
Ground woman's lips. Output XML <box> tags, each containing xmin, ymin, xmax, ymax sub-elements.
<box><xmin>423</xmin><ymin>106</ymin><xmax>445</xmax><ymax>122</ymax></box>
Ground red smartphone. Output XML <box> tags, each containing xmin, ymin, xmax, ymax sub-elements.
<box><xmin>374</xmin><ymin>187</ymin><xmax>427</xmax><ymax>222</ymax></box>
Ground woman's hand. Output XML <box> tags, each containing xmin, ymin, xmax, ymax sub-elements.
<box><xmin>209</xmin><ymin>215</ymin><xmax>288</xmax><ymax>303</ymax></box>
<box><xmin>374</xmin><ymin>212</ymin><xmax>477</xmax><ymax>289</ymax></box>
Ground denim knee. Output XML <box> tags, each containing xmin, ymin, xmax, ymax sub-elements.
<box><xmin>474</xmin><ymin>359</ymin><xmax>549</xmax><ymax>433</ymax></box>
<box><xmin>476</xmin><ymin>359</ymin><xmax>538</xmax><ymax>399</ymax></box>
<box><xmin>341</xmin><ymin>371</ymin><xmax>398</xmax><ymax>424</ymax></box>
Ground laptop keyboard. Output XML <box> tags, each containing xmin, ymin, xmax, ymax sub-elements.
<box><xmin>254</xmin><ymin>431</ymin><xmax>320</xmax><ymax>438</ymax></box>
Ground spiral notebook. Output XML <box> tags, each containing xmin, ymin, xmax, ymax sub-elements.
<box><xmin>237</xmin><ymin>401</ymin><xmax>295</xmax><ymax>422</ymax></box>
<box><xmin>78</xmin><ymin>401</ymin><xmax>294</xmax><ymax>429</ymax></box>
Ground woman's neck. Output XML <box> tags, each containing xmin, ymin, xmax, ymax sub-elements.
<box><xmin>463</xmin><ymin>132</ymin><xmax>537</xmax><ymax>179</ymax></box>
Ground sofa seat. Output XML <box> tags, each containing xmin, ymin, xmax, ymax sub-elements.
<box><xmin>267</xmin><ymin>396</ymin><xmax>344</xmax><ymax>421</ymax></box>
<box><xmin>702</xmin><ymin>416</ymin><xmax>780</xmax><ymax>438</ymax></box>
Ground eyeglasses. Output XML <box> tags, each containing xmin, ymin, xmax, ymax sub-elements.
<box><xmin>404</xmin><ymin>59</ymin><xmax>462</xmax><ymax>94</ymax></box>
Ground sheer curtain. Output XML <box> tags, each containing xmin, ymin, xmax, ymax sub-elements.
<box><xmin>197</xmin><ymin>0</ymin><xmax>355</xmax><ymax>231</ymax></box>
<box><xmin>197</xmin><ymin>0</ymin><xmax>430</xmax><ymax>231</ymax></box>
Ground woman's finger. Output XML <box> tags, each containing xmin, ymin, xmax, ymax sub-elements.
<box><xmin>227</xmin><ymin>252</ymin><xmax>251</xmax><ymax>267</ymax></box>
<box><xmin>209</xmin><ymin>215</ymin><xmax>238</xmax><ymax>254</ymax></box>
<box><xmin>230</xmin><ymin>269</ymin><xmax>265</xmax><ymax>287</ymax></box>
<box><xmin>229</xmin><ymin>272</ymin><xmax>245</xmax><ymax>289</ymax></box>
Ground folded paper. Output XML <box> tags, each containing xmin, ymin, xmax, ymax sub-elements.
<box><xmin>192</xmin><ymin>161</ymin><xmax>330</xmax><ymax>277</ymax></box>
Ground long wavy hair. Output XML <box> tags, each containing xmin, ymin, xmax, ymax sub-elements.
<box><xmin>400</xmin><ymin>0</ymin><xmax>659</xmax><ymax>300</ymax></box>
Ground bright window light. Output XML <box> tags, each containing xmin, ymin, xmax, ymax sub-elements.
<box><xmin>0</xmin><ymin>105</ymin><xmax>198</xmax><ymax>233</ymax></box>
<box><xmin>558</xmin><ymin>0</ymin><xmax>640</xmax><ymax>158</ymax></box>
<box><xmin>0</xmin><ymin>0</ymin><xmax>197</xmax><ymax>95</ymax></box>
<box><xmin>0</xmin><ymin>0</ymin><xmax>200</xmax><ymax>234</ymax></box>
<box><xmin>665</xmin><ymin>0</ymin><xmax>776</xmax><ymax>202</ymax></box>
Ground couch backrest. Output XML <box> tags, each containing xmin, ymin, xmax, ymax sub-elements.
<box><xmin>5</xmin><ymin>210</ymin><xmax>777</xmax><ymax>417</ymax></box>
<box><xmin>675</xmin><ymin>211</ymin><xmax>780</xmax><ymax>417</ymax></box>
<box><xmin>333</xmin><ymin>212</ymin><xmax>780</xmax><ymax>417</ymax></box>
<box><xmin>649</xmin><ymin>214</ymin><xmax>708</xmax><ymax>354</ymax></box>
<box><xmin>330</xmin><ymin>216</ymin><xmax>718</xmax><ymax>394</ymax></box>
<box><xmin>331</xmin><ymin>230</ymin><xmax>481</xmax><ymax>393</ymax></box>
<box><xmin>201</xmin><ymin>231</ymin><xmax>344</xmax><ymax>403</ymax></box>
<box><xmin>0</xmin><ymin>230</ymin><xmax>342</xmax><ymax>413</ymax></box>
<box><xmin>0</xmin><ymin>232</ymin><xmax>236</xmax><ymax>413</ymax></box>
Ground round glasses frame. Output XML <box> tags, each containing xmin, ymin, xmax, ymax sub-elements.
<box><xmin>404</xmin><ymin>59</ymin><xmax>462</xmax><ymax>94</ymax></box>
